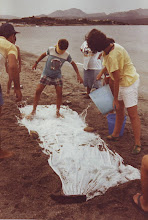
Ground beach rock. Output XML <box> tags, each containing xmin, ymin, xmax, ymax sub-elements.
<box><xmin>30</xmin><ymin>130</ymin><xmax>39</xmax><ymax>139</ymax></box>
<box><xmin>84</xmin><ymin>126</ymin><xmax>95</xmax><ymax>132</ymax></box>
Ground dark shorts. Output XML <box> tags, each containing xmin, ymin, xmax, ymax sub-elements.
<box><xmin>40</xmin><ymin>76</ymin><xmax>63</xmax><ymax>87</ymax></box>
<box><xmin>0</xmin><ymin>84</ymin><xmax>4</xmax><ymax>106</ymax></box>
<box><xmin>83</xmin><ymin>69</ymin><xmax>102</xmax><ymax>89</ymax></box>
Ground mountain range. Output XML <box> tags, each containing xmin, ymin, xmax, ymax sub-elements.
<box><xmin>1</xmin><ymin>8</ymin><xmax>148</xmax><ymax>25</ymax></box>
<box><xmin>38</xmin><ymin>8</ymin><xmax>148</xmax><ymax>23</ymax></box>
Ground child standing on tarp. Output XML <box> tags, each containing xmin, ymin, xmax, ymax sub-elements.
<box><xmin>80</xmin><ymin>38</ymin><xmax>102</xmax><ymax>98</ymax></box>
<box><xmin>27</xmin><ymin>39</ymin><xmax>83</xmax><ymax>119</ymax></box>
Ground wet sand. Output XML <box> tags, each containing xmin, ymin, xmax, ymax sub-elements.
<box><xmin>0</xmin><ymin>51</ymin><xmax>148</xmax><ymax>219</ymax></box>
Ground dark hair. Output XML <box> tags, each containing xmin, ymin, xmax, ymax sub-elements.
<box><xmin>58</xmin><ymin>39</ymin><xmax>69</xmax><ymax>50</ymax></box>
<box><xmin>0</xmin><ymin>23</ymin><xmax>19</xmax><ymax>39</ymax></box>
<box><xmin>87</xmin><ymin>29</ymin><xmax>111</xmax><ymax>53</ymax></box>
<box><xmin>107</xmin><ymin>38</ymin><xmax>115</xmax><ymax>43</ymax></box>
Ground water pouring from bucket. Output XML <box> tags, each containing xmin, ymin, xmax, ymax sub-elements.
<box><xmin>89</xmin><ymin>84</ymin><xmax>114</xmax><ymax>115</ymax></box>
<box><xmin>89</xmin><ymin>84</ymin><xmax>127</xmax><ymax>136</ymax></box>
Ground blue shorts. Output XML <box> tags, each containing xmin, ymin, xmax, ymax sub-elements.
<box><xmin>40</xmin><ymin>76</ymin><xmax>63</xmax><ymax>87</ymax></box>
<box><xmin>0</xmin><ymin>85</ymin><xmax>4</xmax><ymax>106</ymax></box>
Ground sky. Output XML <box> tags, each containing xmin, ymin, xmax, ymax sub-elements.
<box><xmin>0</xmin><ymin>0</ymin><xmax>148</xmax><ymax>17</ymax></box>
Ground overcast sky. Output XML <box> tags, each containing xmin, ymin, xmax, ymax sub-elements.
<box><xmin>0</xmin><ymin>0</ymin><xmax>148</xmax><ymax>17</ymax></box>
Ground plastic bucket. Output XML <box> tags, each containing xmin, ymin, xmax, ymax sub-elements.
<box><xmin>106</xmin><ymin>113</ymin><xmax>127</xmax><ymax>136</ymax></box>
<box><xmin>89</xmin><ymin>84</ymin><xmax>114</xmax><ymax>115</ymax></box>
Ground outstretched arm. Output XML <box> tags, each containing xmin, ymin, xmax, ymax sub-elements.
<box><xmin>71</xmin><ymin>61</ymin><xmax>83</xmax><ymax>83</ymax></box>
<box><xmin>32</xmin><ymin>52</ymin><xmax>46</xmax><ymax>70</ymax></box>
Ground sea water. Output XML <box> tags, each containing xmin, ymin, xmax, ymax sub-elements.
<box><xmin>16</xmin><ymin>25</ymin><xmax>148</xmax><ymax>96</ymax></box>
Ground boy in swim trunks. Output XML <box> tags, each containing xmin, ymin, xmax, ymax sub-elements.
<box><xmin>27</xmin><ymin>39</ymin><xmax>83</xmax><ymax>118</ymax></box>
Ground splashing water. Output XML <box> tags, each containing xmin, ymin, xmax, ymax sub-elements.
<box><xmin>80</xmin><ymin>103</ymin><xmax>92</xmax><ymax>121</ymax></box>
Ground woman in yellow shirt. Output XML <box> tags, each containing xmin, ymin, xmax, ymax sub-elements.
<box><xmin>87</xmin><ymin>29</ymin><xmax>141</xmax><ymax>154</ymax></box>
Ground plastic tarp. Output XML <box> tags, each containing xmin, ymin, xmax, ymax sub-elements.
<box><xmin>18</xmin><ymin>105</ymin><xmax>140</xmax><ymax>200</ymax></box>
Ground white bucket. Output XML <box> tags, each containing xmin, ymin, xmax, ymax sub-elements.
<box><xmin>89</xmin><ymin>84</ymin><xmax>114</xmax><ymax>115</ymax></box>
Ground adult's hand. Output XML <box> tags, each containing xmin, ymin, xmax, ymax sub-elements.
<box><xmin>113</xmin><ymin>99</ymin><xmax>119</xmax><ymax>110</ymax></box>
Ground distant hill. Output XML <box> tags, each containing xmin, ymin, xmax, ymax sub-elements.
<box><xmin>107</xmin><ymin>8</ymin><xmax>148</xmax><ymax>22</ymax></box>
<box><xmin>37</xmin><ymin>8</ymin><xmax>148</xmax><ymax>24</ymax></box>
<box><xmin>38</xmin><ymin>8</ymin><xmax>106</xmax><ymax>19</ymax></box>
<box><xmin>48</xmin><ymin>8</ymin><xmax>87</xmax><ymax>18</ymax></box>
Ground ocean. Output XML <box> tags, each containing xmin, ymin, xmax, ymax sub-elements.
<box><xmin>16</xmin><ymin>25</ymin><xmax>148</xmax><ymax>95</ymax></box>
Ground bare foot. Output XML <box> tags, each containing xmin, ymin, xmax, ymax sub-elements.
<box><xmin>0</xmin><ymin>149</ymin><xmax>14</xmax><ymax>159</ymax></box>
<box><xmin>133</xmin><ymin>193</ymin><xmax>148</xmax><ymax>212</ymax></box>
<box><xmin>56</xmin><ymin>111</ymin><xmax>64</xmax><ymax>118</ymax></box>
<box><xmin>20</xmin><ymin>113</ymin><xmax>26</xmax><ymax>118</ymax></box>
<box><xmin>26</xmin><ymin>112</ymin><xmax>36</xmax><ymax>120</ymax></box>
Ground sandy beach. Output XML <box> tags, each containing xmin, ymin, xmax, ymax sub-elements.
<box><xmin>0</xmin><ymin>50</ymin><xmax>148</xmax><ymax>219</ymax></box>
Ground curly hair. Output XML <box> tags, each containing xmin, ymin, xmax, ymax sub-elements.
<box><xmin>58</xmin><ymin>39</ymin><xmax>69</xmax><ymax>50</ymax></box>
<box><xmin>87</xmin><ymin>29</ymin><xmax>111</xmax><ymax>53</ymax></box>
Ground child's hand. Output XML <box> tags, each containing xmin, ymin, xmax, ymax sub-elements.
<box><xmin>77</xmin><ymin>75</ymin><xmax>83</xmax><ymax>84</ymax></box>
<box><xmin>32</xmin><ymin>63</ymin><xmax>37</xmax><ymax>70</ymax></box>
<box><xmin>96</xmin><ymin>73</ymin><xmax>102</xmax><ymax>81</ymax></box>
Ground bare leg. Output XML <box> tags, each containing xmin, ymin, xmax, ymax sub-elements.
<box><xmin>7</xmin><ymin>78</ymin><xmax>12</xmax><ymax>95</ymax></box>
<box><xmin>55</xmin><ymin>85</ymin><xmax>63</xmax><ymax>118</ymax></box>
<box><xmin>87</xmin><ymin>87</ymin><xmax>91</xmax><ymax>95</ymax></box>
<box><xmin>127</xmin><ymin>105</ymin><xmax>141</xmax><ymax>146</ymax></box>
<box><xmin>112</xmin><ymin>100</ymin><xmax>125</xmax><ymax>137</ymax></box>
<box><xmin>26</xmin><ymin>84</ymin><xmax>45</xmax><ymax>119</ymax></box>
<box><xmin>133</xmin><ymin>155</ymin><xmax>148</xmax><ymax>212</ymax></box>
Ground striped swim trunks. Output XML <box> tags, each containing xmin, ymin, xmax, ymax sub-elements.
<box><xmin>40</xmin><ymin>76</ymin><xmax>63</xmax><ymax>87</ymax></box>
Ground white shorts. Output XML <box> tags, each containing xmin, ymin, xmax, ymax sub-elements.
<box><xmin>118</xmin><ymin>79</ymin><xmax>139</xmax><ymax>108</ymax></box>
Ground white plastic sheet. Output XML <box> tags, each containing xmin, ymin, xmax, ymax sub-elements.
<box><xmin>18</xmin><ymin>105</ymin><xmax>140</xmax><ymax>200</ymax></box>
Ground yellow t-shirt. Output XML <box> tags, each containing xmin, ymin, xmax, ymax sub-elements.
<box><xmin>102</xmin><ymin>43</ymin><xmax>139</xmax><ymax>87</ymax></box>
<box><xmin>0</xmin><ymin>36</ymin><xmax>18</xmax><ymax>60</ymax></box>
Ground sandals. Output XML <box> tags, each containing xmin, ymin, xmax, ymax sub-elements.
<box><xmin>106</xmin><ymin>135</ymin><xmax>119</xmax><ymax>141</ymax></box>
<box><xmin>132</xmin><ymin>145</ymin><xmax>142</xmax><ymax>155</ymax></box>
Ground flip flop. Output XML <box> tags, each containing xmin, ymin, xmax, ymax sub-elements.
<box><xmin>132</xmin><ymin>145</ymin><xmax>142</xmax><ymax>155</ymax></box>
<box><xmin>132</xmin><ymin>194</ymin><xmax>148</xmax><ymax>216</ymax></box>
<box><xmin>106</xmin><ymin>135</ymin><xmax>119</xmax><ymax>141</ymax></box>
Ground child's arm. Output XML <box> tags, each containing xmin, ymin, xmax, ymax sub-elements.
<box><xmin>32</xmin><ymin>52</ymin><xmax>46</xmax><ymax>70</ymax></box>
<box><xmin>96</xmin><ymin>67</ymin><xmax>107</xmax><ymax>81</ymax></box>
<box><xmin>98</xmin><ymin>53</ymin><xmax>102</xmax><ymax>59</ymax></box>
<box><xmin>71</xmin><ymin>61</ymin><xmax>83</xmax><ymax>83</ymax></box>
